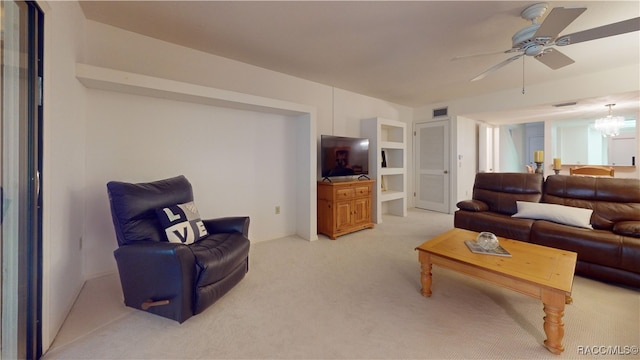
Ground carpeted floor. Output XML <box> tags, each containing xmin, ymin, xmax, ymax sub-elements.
<box><xmin>43</xmin><ymin>209</ymin><xmax>639</xmax><ymax>359</ymax></box>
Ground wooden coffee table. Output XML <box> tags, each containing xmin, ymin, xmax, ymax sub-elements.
<box><xmin>415</xmin><ymin>228</ymin><xmax>577</xmax><ymax>355</ymax></box>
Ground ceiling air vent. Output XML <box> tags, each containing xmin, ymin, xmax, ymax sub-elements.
<box><xmin>553</xmin><ymin>102</ymin><xmax>577</xmax><ymax>108</ymax></box>
<box><xmin>433</xmin><ymin>107</ymin><xmax>448</xmax><ymax>118</ymax></box>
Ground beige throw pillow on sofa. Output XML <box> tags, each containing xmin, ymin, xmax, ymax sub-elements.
<box><xmin>512</xmin><ymin>201</ymin><xmax>593</xmax><ymax>229</ymax></box>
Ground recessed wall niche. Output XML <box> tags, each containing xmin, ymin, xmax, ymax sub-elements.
<box><xmin>77</xmin><ymin>63</ymin><xmax>318</xmax><ymax>242</ymax></box>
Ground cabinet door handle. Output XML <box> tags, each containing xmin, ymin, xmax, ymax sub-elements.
<box><xmin>444</xmin><ymin>170</ymin><xmax>448</xmax><ymax>174</ymax></box>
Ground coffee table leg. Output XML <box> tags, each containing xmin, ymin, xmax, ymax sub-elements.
<box><xmin>541</xmin><ymin>290</ymin><xmax>566</xmax><ymax>354</ymax></box>
<box><xmin>419</xmin><ymin>255</ymin><xmax>432</xmax><ymax>298</ymax></box>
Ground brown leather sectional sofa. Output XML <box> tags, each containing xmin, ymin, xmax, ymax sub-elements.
<box><xmin>454</xmin><ymin>173</ymin><xmax>640</xmax><ymax>288</ymax></box>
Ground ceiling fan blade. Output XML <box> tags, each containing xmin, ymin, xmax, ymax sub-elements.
<box><xmin>556</xmin><ymin>17</ymin><xmax>640</xmax><ymax>46</ymax></box>
<box><xmin>535</xmin><ymin>48</ymin><xmax>574</xmax><ymax>69</ymax></box>
<box><xmin>534</xmin><ymin>7</ymin><xmax>586</xmax><ymax>39</ymax></box>
<box><xmin>471</xmin><ymin>54</ymin><xmax>524</xmax><ymax>82</ymax></box>
<box><xmin>451</xmin><ymin>49</ymin><xmax>511</xmax><ymax>61</ymax></box>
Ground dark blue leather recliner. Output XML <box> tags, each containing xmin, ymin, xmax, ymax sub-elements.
<box><xmin>106</xmin><ymin>175</ymin><xmax>250</xmax><ymax>323</ymax></box>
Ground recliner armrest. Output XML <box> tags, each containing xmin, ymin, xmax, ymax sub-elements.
<box><xmin>456</xmin><ymin>199</ymin><xmax>489</xmax><ymax>212</ymax></box>
<box><xmin>203</xmin><ymin>216</ymin><xmax>250</xmax><ymax>237</ymax></box>
<box><xmin>114</xmin><ymin>242</ymin><xmax>197</xmax><ymax>323</ymax></box>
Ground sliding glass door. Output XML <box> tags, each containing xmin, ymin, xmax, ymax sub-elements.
<box><xmin>1</xmin><ymin>1</ymin><xmax>44</xmax><ymax>358</ymax></box>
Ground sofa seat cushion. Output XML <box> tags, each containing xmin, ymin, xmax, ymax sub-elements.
<box><xmin>454</xmin><ymin>210</ymin><xmax>534</xmax><ymax>242</ymax></box>
<box><xmin>531</xmin><ymin>221</ymin><xmax>640</xmax><ymax>273</ymax></box>
<box><xmin>190</xmin><ymin>232</ymin><xmax>250</xmax><ymax>287</ymax></box>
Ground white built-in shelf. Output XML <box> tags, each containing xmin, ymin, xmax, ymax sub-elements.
<box><xmin>380</xmin><ymin>141</ymin><xmax>404</xmax><ymax>149</ymax></box>
<box><xmin>380</xmin><ymin>190</ymin><xmax>404</xmax><ymax>201</ymax></box>
<box><xmin>381</xmin><ymin>167</ymin><xmax>403</xmax><ymax>175</ymax></box>
<box><xmin>361</xmin><ymin>117</ymin><xmax>407</xmax><ymax>224</ymax></box>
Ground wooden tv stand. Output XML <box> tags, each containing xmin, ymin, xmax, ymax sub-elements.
<box><xmin>317</xmin><ymin>180</ymin><xmax>374</xmax><ymax>239</ymax></box>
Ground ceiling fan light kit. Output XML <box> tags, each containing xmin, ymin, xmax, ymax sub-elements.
<box><xmin>465</xmin><ymin>2</ymin><xmax>640</xmax><ymax>83</ymax></box>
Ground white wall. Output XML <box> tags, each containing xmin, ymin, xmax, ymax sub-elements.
<box><xmin>455</xmin><ymin>116</ymin><xmax>477</xmax><ymax>203</ymax></box>
<box><xmin>41</xmin><ymin>7</ymin><xmax>413</xmax><ymax>351</ymax></box>
<box><xmin>83</xmin><ymin>20</ymin><xmax>335</xmax><ymax>123</ymax></box>
<box><xmin>40</xmin><ymin>0</ymin><xmax>87</xmax><ymax>351</ymax></box>
<box><xmin>560</xmin><ymin>125</ymin><xmax>590</xmax><ymax>164</ymax></box>
<box><xmin>499</xmin><ymin>124</ymin><xmax>524</xmax><ymax>172</ymax></box>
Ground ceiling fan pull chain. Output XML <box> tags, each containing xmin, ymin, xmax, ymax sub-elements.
<box><xmin>522</xmin><ymin>56</ymin><xmax>526</xmax><ymax>94</ymax></box>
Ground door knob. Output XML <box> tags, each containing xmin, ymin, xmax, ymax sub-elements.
<box><xmin>444</xmin><ymin>170</ymin><xmax>449</xmax><ymax>174</ymax></box>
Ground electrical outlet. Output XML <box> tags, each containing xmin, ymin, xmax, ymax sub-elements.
<box><xmin>275</xmin><ymin>206</ymin><xmax>281</xmax><ymax>214</ymax></box>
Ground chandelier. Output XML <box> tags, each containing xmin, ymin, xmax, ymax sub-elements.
<box><xmin>594</xmin><ymin>104</ymin><xmax>625</xmax><ymax>137</ymax></box>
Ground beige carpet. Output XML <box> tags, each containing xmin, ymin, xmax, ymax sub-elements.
<box><xmin>43</xmin><ymin>209</ymin><xmax>639</xmax><ymax>359</ymax></box>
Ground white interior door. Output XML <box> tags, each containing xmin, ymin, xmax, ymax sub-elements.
<box><xmin>415</xmin><ymin>120</ymin><xmax>450</xmax><ymax>213</ymax></box>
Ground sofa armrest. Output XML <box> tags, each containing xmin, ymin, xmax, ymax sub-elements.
<box><xmin>613</xmin><ymin>221</ymin><xmax>640</xmax><ymax>238</ymax></box>
<box><xmin>456</xmin><ymin>199</ymin><xmax>489</xmax><ymax>212</ymax></box>
<box><xmin>203</xmin><ymin>216</ymin><xmax>250</xmax><ymax>237</ymax></box>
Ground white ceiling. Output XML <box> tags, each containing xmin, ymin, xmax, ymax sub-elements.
<box><xmin>79</xmin><ymin>1</ymin><xmax>640</xmax><ymax>124</ymax></box>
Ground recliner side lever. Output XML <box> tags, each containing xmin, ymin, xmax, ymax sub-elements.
<box><xmin>141</xmin><ymin>299</ymin><xmax>170</xmax><ymax>310</ymax></box>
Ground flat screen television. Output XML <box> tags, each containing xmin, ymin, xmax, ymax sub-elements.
<box><xmin>320</xmin><ymin>135</ymin><xmax>369</xmax><ymax>179</ymax></box>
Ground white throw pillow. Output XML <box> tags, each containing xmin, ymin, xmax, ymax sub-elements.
<box><xmin>513</xmin><ymin>201</ymin><xmax>593</xmax><ymax>229</ymax></box>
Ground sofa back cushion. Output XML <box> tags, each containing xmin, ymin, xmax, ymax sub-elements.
<box><xmin>107</xmin><ymin>175</ymin><xmax>194</xmax><ymax>246</ymax></box>
<box><xmin>542</xmin><ymin>175</ymin><xmax>640</xmax><ymax>230</ymax></box>
<box><xmin>472</xmin><ymin>173</ymin><xmax>544</xmax><ymax>215</ymax></box>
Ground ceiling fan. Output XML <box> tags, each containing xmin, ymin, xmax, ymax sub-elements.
<box><xmin>461</xmin><ymin>2</ymin><xmax>640</xmax><ymax>82</ymax></box>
